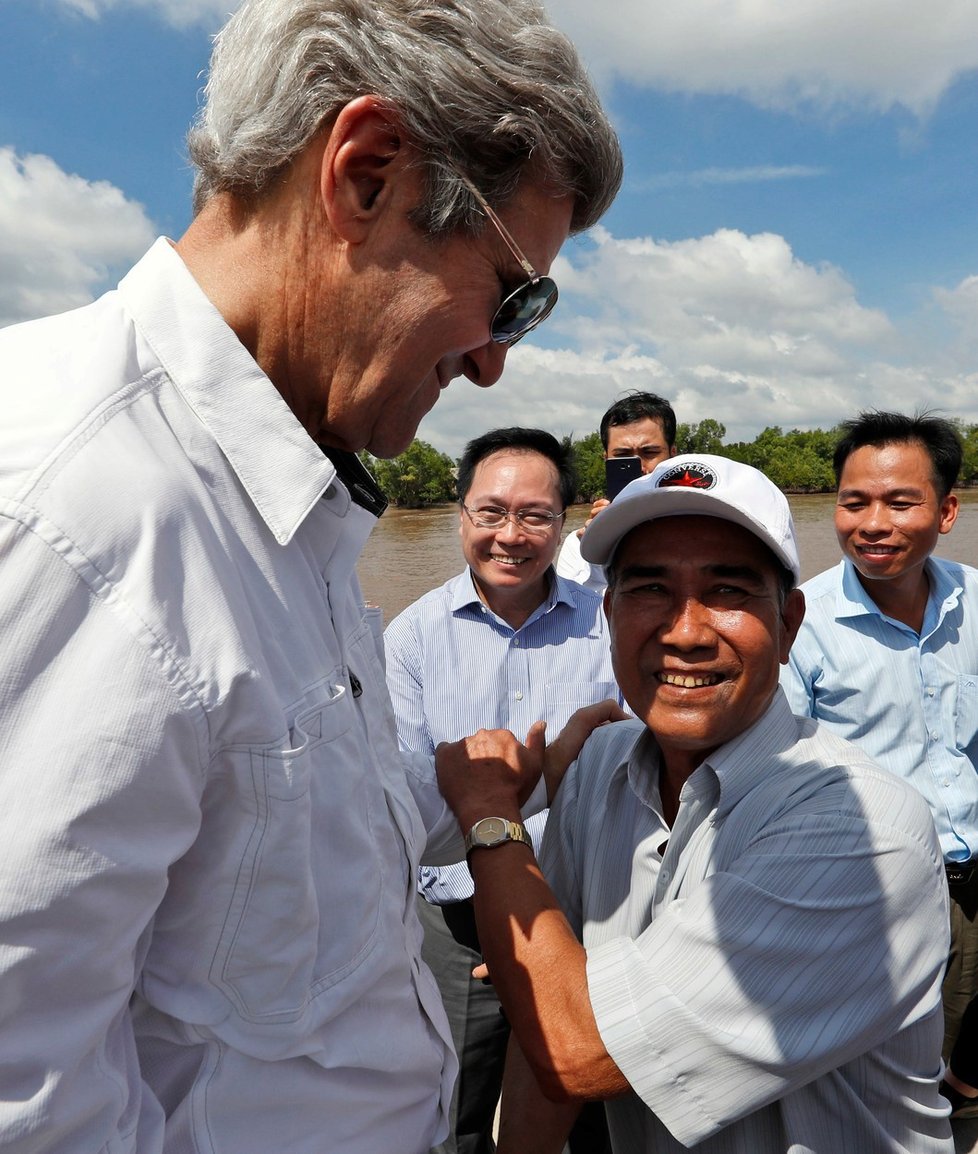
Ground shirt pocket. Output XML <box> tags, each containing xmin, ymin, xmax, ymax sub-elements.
<box><xmin>954</xmin><ymin>673</ymin><xmax>978</xmax><ymax>752</ymax></box>
<box><xmin>544</xmin><ymin>681</ymin><xmax>619</xmax><ymax>733</ymax></box>
<box><xmin>211</xmin><ymin>678</ymin><xmax>383</xmax><ymax>1025</ymax></box>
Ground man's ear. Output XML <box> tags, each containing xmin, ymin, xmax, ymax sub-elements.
<box><xmin>939</xmin><ymin>492</ymin><xmax>959</xmax><ymax>536</ymax></box>
<box><xmin>320</xmin><ymin>95</ymin><xmax>412</xmax><ymax>244</ymax></box>
<box><xmin>779</xmin><ymin>587</ymin><xmax>806</xmax><ymax>664</ymax></box>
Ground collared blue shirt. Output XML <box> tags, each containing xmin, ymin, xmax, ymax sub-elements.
<box><xmin>384</xmin><ymin>568</ymin><xmax>621</xmax><ymax>903</ymax></box>
<box><xmin>781</xmin><ymin>556</ymin><xmax>978</xmax><ymax>862</ymax></box>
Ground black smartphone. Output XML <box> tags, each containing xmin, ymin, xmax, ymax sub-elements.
<box><xmin>605</xmin><ymin>456</ymin><xmax>643</xmax><ymax>500</ymax></box>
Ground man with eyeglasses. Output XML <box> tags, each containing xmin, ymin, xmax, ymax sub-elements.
<box><xmin>0</xmin><ymin>1</ymin><xmax>622</xmax><ymax>1150</ymax></box>
<box><xmin>385</xmin><ymin>427</ymin><xmax>622</xmax><ymax>1154</ymax></box>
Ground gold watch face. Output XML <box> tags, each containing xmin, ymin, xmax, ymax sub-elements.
<box><xmin>466</xmin><ymin>818</ymin><xmax>531</xmax><ymax>854</ymax></box>
<box><xmin>475</xmin><ymin>817</ymin><xmax>506</xmax><ymax>845</ymax></box>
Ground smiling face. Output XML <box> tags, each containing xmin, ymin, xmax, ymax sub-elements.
<box><xmin>834</xmin><ymin>440</ymin><xmax>958</xmax><ymax>604</ymax></box>
<box><xmin>460</xmin><ymin>448</ymin><xmax>565</xmax><ymax>622</ymax></box>
<box><xmin>314</xmin><ymin>178</ymin><xmax>574</xmax><ymax>458</ymax></box>
<box><xmin>605</xmin><ymin>516</ymin><xmax>803</xmax><ymax>780</ymax></box>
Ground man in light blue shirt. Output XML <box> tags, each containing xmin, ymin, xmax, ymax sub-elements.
<box><xmin>780</xmin><ymin>410</ymin><xmax>978</xmax><ymax>1112</ymax></box>
<box><xmin>385</xmin><ymin>427</ymin><xmax>620</xmax><ymax>1154</ymax></box>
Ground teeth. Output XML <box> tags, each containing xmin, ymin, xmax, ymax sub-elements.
<box><xmin>659</xmin><ymin>672</ymin><xmax>720</xmax><ymax>688</ymax></box>
<box><xmin>492</xmin><ymin>556</ymin><xmax>526</xmax><ymax>565</ymax></box>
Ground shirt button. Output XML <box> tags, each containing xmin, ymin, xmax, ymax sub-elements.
<box><xmin>515</xmin><ymin>691</ymin><xmax>524</xmax><ymax>701</ymax></box>
<box><xmin>513</xmin><ymin>637</ymin><xmax>521</xmax><ymax>646</ymax></box>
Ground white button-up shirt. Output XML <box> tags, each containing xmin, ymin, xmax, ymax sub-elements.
<box><xmin>0</xmin><ymin>239</ymin><xmax>474</xmax><ymax>1153</ymax></box>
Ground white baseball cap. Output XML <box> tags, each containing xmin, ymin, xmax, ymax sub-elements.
<box><xmin>580</xmin><ymin>453</ymin><xmax>800</xmax><ymax>582</ymax></box>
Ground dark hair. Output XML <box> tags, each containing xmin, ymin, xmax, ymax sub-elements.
<box><xmin>599</xmin><ymin>391</ymin><xmax>677</xmax><ymax>451</ymax></box>
<box><xmin>833</xmin><ymin>410</ymin><xmax>962</xmax><ymax>499</ymax></box>
<box><xmin>456</xmin><ymin>427</ymin><xmax>576</xmax><ymax>508</ymax></box>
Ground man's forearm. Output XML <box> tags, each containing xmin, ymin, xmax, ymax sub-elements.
<box><xmin>466</xmin><ymin>834</ymin><xmax>628</xmax><ymax>1102</ymax></box>
<box><xmin>496</xmin><ymin>1034</ymin><xmax>581</xmax><ymax>1154</ymax></box>
<box><xmin>433</xmin><ymin>711</ymin><xmax>630</xmax><ymax>1099</ymax></box>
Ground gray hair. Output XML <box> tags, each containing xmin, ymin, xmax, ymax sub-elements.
<box><xmin>187</xmin><ymin>0</ymin><xmax>622</xmax><ymax>233</ymax></box>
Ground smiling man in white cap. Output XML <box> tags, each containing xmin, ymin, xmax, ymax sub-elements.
<box><xmin>435</xmin><ymin>454</ymin><xmax>953</xmax><ymax>1153</ymax></box>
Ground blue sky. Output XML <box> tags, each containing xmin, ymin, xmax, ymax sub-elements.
<box><xmin>3</xmin><ymin>0</ymin><xmax>978</xmax><ymax>457</ymax></box>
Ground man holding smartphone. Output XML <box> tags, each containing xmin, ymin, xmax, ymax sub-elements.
<box><xmin>556</xmin><ymin>391</ymin><xmax>677</xmax><ymax>592</ymax></box>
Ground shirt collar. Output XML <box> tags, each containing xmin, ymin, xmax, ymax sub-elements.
<box><xmin>621</xmin><ymin>691</ymin><xmax>798</xmax><ymax>821</ymax></box>
<box><xmin>704</xmin><ymin>691</ymin><xmax>799</xmax><ymax>819</ymax></box>
<box><xmin>837</xmin><ymin>556</ymin><xmax>963</xmax><ymax>633</ymax></box>
<box><xmin>117</xmin><ymin>238</ymin><xmax>337</xmax><ymax>546</ymax></box>
<box><xmin>623</xmin><ymin>726</ymin><xmax>666</xmax><ymax>813</ymax></box>
<box><xmin>451</xmin><ymin>566</ymin><xmax>570</xmax><ymax>620</ymax></box>
<box><xmin>551</xmin><ymin>571</ymin><xmax>593</xmax><ymax>609</ymax></box>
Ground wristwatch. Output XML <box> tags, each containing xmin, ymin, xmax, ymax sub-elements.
<box><xmin>464</xmin><ymin>816</ymin><xmax>533</xmax><ymax>855</ymax></box>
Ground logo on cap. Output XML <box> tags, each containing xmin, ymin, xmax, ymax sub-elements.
<box><xmin>656</xmin><ymin>461</ymin><xmax>718</xmax><ymax>490</ymax></box>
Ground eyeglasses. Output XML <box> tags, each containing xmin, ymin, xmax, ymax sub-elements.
<box><xmin>463</xmin><ymin>504</ymin><xmax>566</xmax><ymax>534</ymax></box>
<box><xmin>458</xmin><ymin>174</ymin><xmax>559</xmax><ymax>345</ymax></box>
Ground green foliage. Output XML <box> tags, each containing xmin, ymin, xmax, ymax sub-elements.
<box><xmin>725</xmin><ymin>425</ymin><xmax>837</xmax><ymax>491</ymax></box>
<box><xmin>571</xmin><ymin>432</ymin><xmax>605</xmax><ymax>502</ymax></box>
<box><xmin>675</xmin><ymin>418</ymin><xmax>726</xmax><ymax>455</ymax></box>
<box><xmin>365</xmin><ymin>440</ymin><xmax>457</xmax><ymax>507</ymax></box>
<box><xmin>370</xmin><ymin>419</ymin><xmax>978</xmax><ymax>505</ymax></box>
<box><xmin>954</xmin><ymin>420</ymin><xmax>978</xmax><ymax>485</ymax></box>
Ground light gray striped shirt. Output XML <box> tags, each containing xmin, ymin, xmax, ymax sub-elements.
<box><xmin>542</xmin><ymin>692</ymin><xmax>952</xmax><ymax>1153</ymax></box>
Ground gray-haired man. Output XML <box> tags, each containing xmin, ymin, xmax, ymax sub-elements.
<box><xmin>0</xmin><ymin>1</ymin><xmax>621</xmax><ymax>1149</ymax></box>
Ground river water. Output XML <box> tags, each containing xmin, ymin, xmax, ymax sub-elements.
<box><xmin>358</xmin><ymin>491</ymin><xmax>978</xmax><ymax>625</ymax></box>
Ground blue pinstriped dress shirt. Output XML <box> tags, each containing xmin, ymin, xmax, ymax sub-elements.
<box><xmin>384</xmin><ymin>567</ymin><xmax>622</xmax><ymax>903</ymax></box>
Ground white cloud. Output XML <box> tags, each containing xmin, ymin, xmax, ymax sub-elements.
<box><xmin>49</xmin><ymin>0</ymin><xmax>978</xmax><ymax>115</ymax></box>
<box><xmin>0</xmin><ymin>148</ymin><xmax>156</xmax><ymax>328</ymax></box>
<box><xmin>931</xmin><ymin>275</ymin><xmax>978</xmax><ymax>366</ymax></box>
<box><xmin>561</xmin><ymin>226</ymin><xmax>893</xmax><ymax>364</ymax></box>
<box><xmin>547</xmin><ymin>0</ymin><xmax>978</xmax><ymax>117</ymax></box>
<box><xmin>55</xmin><ymin>0</ymin><xmax>227</xmax><ymax>28</ymax></box>
<box><xmin>52</xmin><ymin>0</ymin><xmax>978</xmax><ymax>116</ymax></box>
<box><xmin>418</xmin><ymin>224</ymin><xmax>976</xmax><ymax>458</ymax></box>
<box><xmin>936</xmin><ymin>275</ymin><xmax>978</xmax><ymax>329</ymax></box>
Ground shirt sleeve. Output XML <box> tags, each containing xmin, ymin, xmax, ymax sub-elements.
<box><xmin>555</xmin><ymin>532</ymin><xmax>588</xmax><ymax>585</ymax></box>
<box><xmin>779</xmin><ymin>643</ymin><xmax>817</xmax><ymax>716</ymax></box>
<box><xmin>384</xmin><ymin>613</ymin><xmax>435</xmax><ymax>756</ymax></box>
<box><xmin>586</xmin><ymin>775</ymin><xmax>949</xmax><ymax>1147</ymax></box>
<box><xmin>0</xmin><ymin>517</ymin><xmax>206</xmax><ymax>1151</ymax></box>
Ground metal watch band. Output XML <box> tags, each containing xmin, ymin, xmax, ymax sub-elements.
<box><xmin>464</xmin><ymin>816</ymin><xmax>533</xmax><ymax>855</ymax></box>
